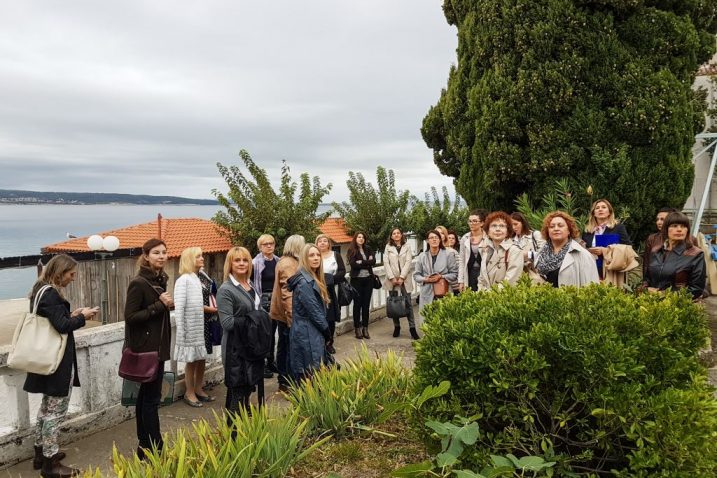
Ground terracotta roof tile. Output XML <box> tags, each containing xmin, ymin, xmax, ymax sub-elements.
<box><xmin>319</xmin><ymin>217</ymin><xmax>352</xmax><ymax>244</ymax></box>
<box><xmin>43</xmin><ymin>217</ymin><xmax>233</xmax><ymax>258</ymax></box>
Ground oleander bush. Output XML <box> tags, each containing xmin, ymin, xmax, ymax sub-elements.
<box><xmin>412</xmin><ymin>282</ymin><xmax>717</xmax><ymax>476</ymax></box>
<box><xmin>286</xmin><ymin>345</ymin><xmax>411</xmax><ymax>438</ymax></box>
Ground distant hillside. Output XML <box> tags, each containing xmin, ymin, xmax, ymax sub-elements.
<box><xmin>0</xmin><ymin>189</ymin><xmax>217</xmax><ymax>205</ymax></box>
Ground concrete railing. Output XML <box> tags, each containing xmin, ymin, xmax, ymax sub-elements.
<box><xmin>0</xmin><ymin>266</ymin><xmax>396</xmax><ymax>469</ymax></box>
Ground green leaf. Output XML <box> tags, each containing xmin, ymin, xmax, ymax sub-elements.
<box><xmin>391</xmin><ymin>461</ymin><xmax>434</xmax><ymax>477</ymax></box>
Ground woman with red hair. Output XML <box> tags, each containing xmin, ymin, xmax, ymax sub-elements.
<box><xmin>530</xmin><ymin>212</ymin><xmax>599</xmax><ymax>287</ymax></box>
<box><xmin>478</xmin><ymin>212</ymin><xmax>523</xmax><ymax>289</ymax></box>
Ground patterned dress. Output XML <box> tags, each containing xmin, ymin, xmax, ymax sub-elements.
<box><xmin>199</xmin><ymin>270</ymin><xmax>218</xmax><ymax>354</ymax></box>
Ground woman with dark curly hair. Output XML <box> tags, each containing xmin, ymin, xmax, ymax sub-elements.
<box><xmin>530</xmin><ymin>212</ymin><xmax>599</xmax><ymax>287</ymax></box>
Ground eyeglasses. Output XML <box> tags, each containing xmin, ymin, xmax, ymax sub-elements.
<box><xmin>489</xmin><ymin>223</ymin><xmax>507</xmax><ymax>229</ymax></box>
<box><xmin>261</xmin><ymin>242</ymin><xmax>275</xmax><ymax>247</ymax></box>
<box><xmin>468</xmin><ymin>219</ymin><xmax>482</xmax><ymax>224</ymax></box>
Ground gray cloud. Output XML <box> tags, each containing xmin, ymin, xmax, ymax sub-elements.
<box><xmin>0</xmin><ymin>1</ymin><xmax>458</xmax><ymax>201</ymax></box>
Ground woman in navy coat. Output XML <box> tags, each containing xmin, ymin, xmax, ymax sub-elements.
<box><xmin>288</xmin><ymin>244</ymin><xmax>331</xmax><ymax>381</ymax></box>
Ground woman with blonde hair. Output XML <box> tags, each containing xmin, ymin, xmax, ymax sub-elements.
<box><xmin>217</xmin><ymin>246</ymin><xmax>264</xmax><ymax>417</ymax></box>
<box><xmin>288</xmin><ymin>244</ymin><xmax>331</xmax><ymax>381</ymax></box>
<box><xmin>436</xmin><ymin>225</ymin><xmax>460</xmax><ymax>294</ymax></box>
<box><xmin>174</xmin><ymin>247</ymin><xmax>212</xmax><ymax>407</ymax></box>
<box><xmin>269</xmin><ymin>235</ymin><xmax>306</xmax><ymax>391</ymax></box>
<box><xmin>25</xmin><ymin>254</ymin><xmax>97</xmax><ymax>477</ymax></box>
<box><xmin>315</xmin><ymin>233</ymin><xmax>346</xmax><ymax>354</ymax></box>
<box><xmin>252</xmin><ymin>234</ymin><xmax>279</xmax><ymax>378</ymax></box>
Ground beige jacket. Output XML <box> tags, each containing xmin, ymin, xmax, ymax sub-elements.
<box><xmin>478</xmin><ymin>239</ymin><xmax>524</xmax><ymax>289</ymax></box>
<box><xmin>603</xmin><ymin>244</ymin><xmax>639</xmax><ymax>287</ymax></box>
<box><xmin>383</xmin><ymin>244</ymin><xmax>414</xmax><ymax>293</ymax></box>
<box><xmin>534</xmin><ymin>240</ymin><xmax>600</xmax><ymax>287</ymax></box>
<box><xmin>269</xmin><ymin>255</ymin><xmax>299</xmax><ymax>327</ymax></box>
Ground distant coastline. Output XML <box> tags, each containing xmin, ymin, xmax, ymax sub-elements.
<box><xmin>0</xmin><ymin>189</ymin><xmax>217</xmax><ymax>205</ymax></box>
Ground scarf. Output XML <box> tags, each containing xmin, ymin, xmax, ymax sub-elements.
<box><xmin>536</xmin><ymin>241</ymin><xmax>570</xmax><ymax>276</ymax></box>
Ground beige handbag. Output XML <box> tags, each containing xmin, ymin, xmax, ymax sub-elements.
<box><xmin>8</xmin><ymin>285</ymin><xmax>68</xmax><ymax>375</ymax></box>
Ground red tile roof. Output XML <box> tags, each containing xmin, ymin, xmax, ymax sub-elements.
<box><xmin>319</xmin><ymin>217</ymin><xmax>352</xmax><ymax>244</ymax></box>
<box><xmin>43</xmin><ymin>217</ymin><xmax>233</xmax><ymax>258</ymax></box>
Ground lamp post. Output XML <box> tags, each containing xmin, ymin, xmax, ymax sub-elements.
<box><xmin>87</xmin><ymin>235</ymin><xmax>120</xmax><ymax>325</ymax></box>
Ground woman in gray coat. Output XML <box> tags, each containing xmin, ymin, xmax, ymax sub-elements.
<box><xmin>288</xmin><ymin>244</ymin><xmax>332</xmax><ymax>381</ymax></box>
<box><xmin>414</xmin><ymin>230</ymin><xmax>459</xmax><ymax>327</ymax></box>
<box><xmin>216</xmin><ymin>246</ymin><xmax>263</xmax><ymax>418</ymax></box>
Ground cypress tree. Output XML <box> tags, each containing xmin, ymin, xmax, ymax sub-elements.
<box><xmin>422</xmin><ymin>0</ymin><xmax>717</xmax><ymax>239</ymax></box>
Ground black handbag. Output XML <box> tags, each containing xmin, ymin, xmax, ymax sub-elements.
<box><xmin>372</xmin><ymin>274</ymin><xmax>382</xmax><ymax>290</ymax></box>
<box><xmin>386</xmin><ymin>290</ymin><xmax>410</xmax><ymax>319</ymax></box>
<box><xmin>338</xmin><ymin>282</ymin><xmax>357</xmax><ymax>306</ymax></box>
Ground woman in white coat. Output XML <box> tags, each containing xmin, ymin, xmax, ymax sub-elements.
<box><xmin>383</xmin><ymin>227</ymin><xmax>419</xmax><ymax>339</ymax></box>
<box><xmin>414</xmin><ymin>230</ymin><xmax>459</xmax><ymax>327</ymax></box>
<box><xmin>458</xmin><ymin>209</ymin><xmax>489</xmax><ymax>291</ymax></box>
<box><xmin>174</xmin><ymin>247</ymin><xmax>213</xmax><ymax>407</ymax></box>
<box><xmin>478</xmin><ymin>211</ymin><xmax>524</xmax><ymax>289</ymax></box>
<box><xmin>531</xmin><ymin>212</ymin><xmax>599</xmax><ymax>287</ymax></box>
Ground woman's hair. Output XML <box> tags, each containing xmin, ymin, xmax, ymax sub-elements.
<box><xmin>256</xmin><ymin>234</ymin><xmax>275</xmax><ymax>249</ymax></box>
<box><xmin>585</xmin><ymin>198</ymin><xmax>617</xmax><ymax>232</ymax></box>
<box><xmin>469</xmin><ymin>209</ymin><xmax>489</xmax><ymax>221</ymax></box>
<box><xmin>386</xmin><ymin>227</ymin><xmax>406</xmax><ymax>246</ymax></box>
<box><xmin>30</xmin><ymin>254</ymin><xmax>78</xmax><ymax>299</ymax></box>
<box><xmin>315</xmin><ymin>233</ymin><xmax>333</xmax><ymax>249</ymax></box>
<box><xmin>178</xmin><ymin>247</ymin><xmax>202</xmax><ymax>275</ymax></box>
<box><xmin>223</xmin><ymin>246</ymin><xmax>253</xmax><ymax>281</ymax></box>
<box><xmin>348</xmin><ymin>231</ymin><xmax>368</xmax><ymax>256</ymax></box>
<box><xmin>660</xmin><ymin>212</ymin><xmax>693</xmax><ymax>247</ymax></box>
<box><xmin>510</xmin><ymin>212</ymin><xmax>532</xmax><ymax>237</ymax></box>
<box><xmin>447</xmin><ymin>230</ymin><xmax>459</xmax><ymax>252</ymax></box>
<box><xmin>282</xmin><ymin>235</ymin><xmax>306</xmax><ymax>258</ymax></box>
<box><xmin>541</xmin><ymin>211</ymin><xmax>581</xmax><ymax>241</ymax></box>
<box><xmin>137</xmin><ymin>238</ymin><xmax>167</xmax><ymax>270</ymax></box>
<box><xmin>483</xmin><ymin>211</ymin><xmax>514</xmax><ymax>237</ymax></box>
<box><xmin>299</xmin><ymin>244</ymin><xmax>329</xmax><ymax>304</ymax></box>
<box><xmin>425</xmin><ymin>229</ymin><xmax>446</xmax><ymax>250</ymax></box>
<box><xmin>434</xmin><ymin>225</ymin><xmax>449</xmax><ymax>247</ymax></box>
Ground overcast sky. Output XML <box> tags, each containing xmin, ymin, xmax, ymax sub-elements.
<box><xmin>0</xmin><ymin>1</ymin><xmax>458</xmax><ymax>202</ymax></box>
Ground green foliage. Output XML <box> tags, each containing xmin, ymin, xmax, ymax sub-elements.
<box><xmin>393</xmin><ymin>415</ymin><xmax>555</xmax><ymax>478</ymax></box>
<box><xmin>109</xmin><ymin>407</ymin><xmax>325</xmax><ymax>477</ymax></box>
<box><xmin>286</xmin><ymin>345</ymin><xmax>411</xmax><ymax>438</ymax></box>
<box><xmin>332</xmin><ymin>167</ymin><xmax>411</xmax><ymax>253</ymax></box>
<box><xmin>423</xmin><ymin>0</ymin><xmax>717</xmax><ymax>241</ymax></box>
<box><xmin>212</xmin><ymin>150</ymin><xmax>331</xmax><ymax>255</ymax></box>
<box><xmin>412</xmin><ymin>283</ymin><xmax>717</xmax><ymax>476</ymax></box>
<box><xmin>406</xmin><ymin>186</ymin><xmax>469</xmax><ymax>241</ymax></box>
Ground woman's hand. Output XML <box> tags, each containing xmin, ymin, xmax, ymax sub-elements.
<box><xmin>588</xmin><ymin>247</ymin><xmax>605</xmax><ymax>256</ymax></box>
<box><xmin>391</xmin><ymin>277</ymin><xmax>400</xmax><ymax>286</ymax></box>
<box><xmin>159</xmin><ymin>292</ymin><xmax>174</xmax><ymax>309</ymax></box>
<box><xmin>77</xmin><ymin>307</ymin><xmax>99</xmax><ymax>318</ymax></box>
<box><xmin>204</xmin><ymin>305</ymin><xmax>218</xmax><ymax>314</ymax></box>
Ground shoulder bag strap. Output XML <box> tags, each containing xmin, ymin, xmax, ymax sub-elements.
<box><xmin>128</xmin><ymin>276</ymin><xmax>166</xmax><ymax>347</ymax></box>
<box><xmin>31</xmin><ymin>285</ymin><xmax>53</xmax><ymax>313</ymax></box>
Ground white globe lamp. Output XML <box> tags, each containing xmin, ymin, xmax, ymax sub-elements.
<box><xmin>103</xmin><ymin>235</ymin><xmax>120</xmax><ymax>252</ymax></box>
<box><xmin>87</xmin><ymin>235</ymin><xmax>104</xmax><ymax>251</ymax></box>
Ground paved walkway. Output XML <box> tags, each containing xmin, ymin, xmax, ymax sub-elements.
<box><xmin>2</xmin><ymin>315</ymin><xmax>416</xmax><ymax>477</ymax></box>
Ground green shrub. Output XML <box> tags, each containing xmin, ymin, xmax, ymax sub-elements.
<box><xmin>412</xmin><ymin>283</ymin><xmax>717</xmax><ymax>476</ymax></box>
<box><xmin>287</xmin><ymin>345</ymin><xmax>411</xmax><ymax>438</ymax></box>
<box><xmin>109</xmin><ymin>407</ymin><xmax>324</xmax><ymax>478</ymax></box>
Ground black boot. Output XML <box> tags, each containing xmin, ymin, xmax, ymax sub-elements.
<box><xmin>362</xmin><ymin>327</ymin><xmax>371</xmax><ymax>339</ymax></box>
<box><xmin>393</xmin><ymin>326</ymin><xmax>401</xmax><ymax>338</ymax></box>
<box><xmin>409</xmin><ymin>327</ymin><xmax>420</xmax><ymax>340</ymax></box>
<box><xmin>41</xmin><ymin>454</ymin><xmax>78</xmax><ymax>478</ymax></box>
<box><xmin>34</xmin><ymin>446</ymin><xmax>66</xmax><ymax>470</ymax></box>
<box><xmin>355</xmin><ymin>327</ymin><xmax>363</xmax><ymax>339</ymax></box>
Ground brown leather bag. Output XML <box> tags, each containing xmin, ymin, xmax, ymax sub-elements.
<box><xmin>432</xmin><ymin>276</ymin><xmax>450</xmax><ymax>298</ymax></box>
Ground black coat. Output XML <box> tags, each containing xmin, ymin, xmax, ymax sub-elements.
<box><xmin>325</xmin><ymin>251</ymin><xmax>346</xmax><ymax>324</ymax></box>
<box><xmin>582</xmin><ymin>223</ymin><xmax>632</xmax><ymax>248</ymax></box>
<box><xmin>124</xmin><ymin>267</ymin><xmax>172</xmax><ymax>361</ymax></box>
<box><xmin>646</xmin><ymin>242</ymin><xmax>706</xmax><ymax>299</ymax></box>
<box><xmin>347</xmin><ymin>246</ymin><xmax>376</xmax><ymax>278</ymax></box>
<box><xmin>23</xmin><ymin>287</ymin><xmax>85</xmax><ymax>397</ymax></box>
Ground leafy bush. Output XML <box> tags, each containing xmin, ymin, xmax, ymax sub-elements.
<box><xmin>412</xmin><ymin>283</ymin><xmax>717</xmax><ymax>476</ymax></box>
<box><xmin>287</xmin><ymin>345</ymin><xmax>411</xmax><ymax>438</ymax></box>
<box><xmin>108</xmin><ymin>407</ymin><xmax>324</xmax><ymax>478</ymax></box>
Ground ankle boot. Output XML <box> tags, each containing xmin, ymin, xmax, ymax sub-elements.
<box><xmin>362</xmin><ymin>327</ymin><xmax>371</xmax><ymax>339</ymax></box>
<box><xmin>41</xmin><ymin>453</ymin><xmax>79</xmax><ymax>478</ymax></box>
<box><xmin>393</xmin><ymin>326</ymin><xmax>401</xmax><ymax>338</ymax></box>
<box><xmin>34</xmin><ymin>446</ymin><xmax>66</xmax><ymax>470</ymax></box>
<box><xmin>409</xmin><ymin>327</ymin><xmax>420</xmax><ymax>340</ymax></box>
<box><xmin>355</xmin><ymin>327</ymin><xmax>363</xmax><ymax>339</ymax></box>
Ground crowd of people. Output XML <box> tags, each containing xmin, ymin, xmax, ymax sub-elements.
<box><xmin>23</xmin><ymin>199</ymin><xmax>708</xmax><ymax>475</ymax></box>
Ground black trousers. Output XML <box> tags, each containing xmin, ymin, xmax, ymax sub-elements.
<box><xmin>351</xmin><ymin>276</ymin><xmax>373</xmax><ymax>328</ymax></box>
<box><xmin>261</xmin><ymin>292</ymin><xmax>277</xmax><ymax>368</ymax></box>
<box><xmin>136</xmin><ymin>361</ymin><xmax>164</xmax><ymax>452</ymax></box>
<box><xmin>276</xmin><ymin>321</ymin><xmax>290</xmax><ymax>387</ymax></box>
